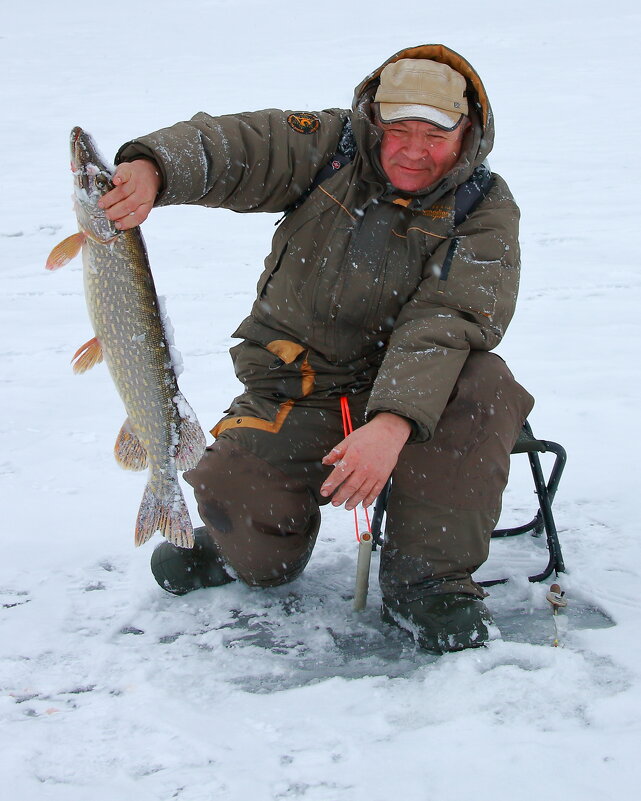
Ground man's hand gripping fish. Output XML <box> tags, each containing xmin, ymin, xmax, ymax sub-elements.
<box><xmin>46</xmin><ymin>127</ymin><xmax>205</xmax><ymax>548</ymax></box>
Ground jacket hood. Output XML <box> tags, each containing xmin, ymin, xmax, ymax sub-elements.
<box><xmin>350</xmin><ymin>44</ymin><xmax>495</xmax><ymax>202</ymax></box>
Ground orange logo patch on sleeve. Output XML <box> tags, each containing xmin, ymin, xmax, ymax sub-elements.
<box><xmin>287</xmin><ymin>112</ymin><xmax>321</xmax><ymax>134</ymax></box>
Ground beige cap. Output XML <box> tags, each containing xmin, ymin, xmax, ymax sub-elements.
<box><xmin>374</xmin><ymin>59</ymin><xmax>468</xmax><ymax>130</ymax></box>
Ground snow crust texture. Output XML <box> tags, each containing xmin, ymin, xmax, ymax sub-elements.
<box><xmin>2</xmin><ymin>1</ymin><xmax>640</xmax><ymax>798</ymax></box>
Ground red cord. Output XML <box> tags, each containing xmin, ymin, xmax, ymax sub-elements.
<box><xmin>340</xmin><ymin>396</ymin><xmax>371</xmax><ymax>542</ymax></box>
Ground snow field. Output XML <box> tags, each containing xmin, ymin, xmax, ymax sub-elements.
<box><xmin>2</xmin><ymin>1</ymin><xmax>640</xmax><ymax>799</ymax></box>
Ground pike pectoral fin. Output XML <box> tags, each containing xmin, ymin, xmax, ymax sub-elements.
<box><xmin>175</xmin><ymin>412</ymin><xmax>207</xmax><ymax>471</ymax></box>
<box><xmin>135</xmin><ymin>482</ymin><xmax>194</xmax><ymax>549</ymax></box>
<box><xmin>114</xmin><ymin>418</ymin><xmax>148</xmax><ymax>471</ymax></box>
<box><xmin>71</xmin><ymin>337</ymin><xmax>103</xmax><ymax>373</ymax></box>
<box><xmin>45</xmin><ymin>232</ymin><xmax>86</xmax><ymax>270</ymax></box>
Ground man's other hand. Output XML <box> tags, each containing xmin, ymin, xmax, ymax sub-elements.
<box><xmin>320</xmin><ymin>412</ymin><xmax>412</xmax><ymax>511</ymax></box>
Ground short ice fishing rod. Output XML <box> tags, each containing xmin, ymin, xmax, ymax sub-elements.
<box><xmin>546</xmin><ymin>583</ymin><xmax>568</xmax><ymax>647</ymax></box>
<box><xmin>339</xmin><ymin>396</ymin><xmax>374</xmax><ymax>612</ymax></box>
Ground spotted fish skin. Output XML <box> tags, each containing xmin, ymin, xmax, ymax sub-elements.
<box><xmin>47</xmin><ymin>127</ymin><xmax>205</xmax><ymax>548</ymax></box>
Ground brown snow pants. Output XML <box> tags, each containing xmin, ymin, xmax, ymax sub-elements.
<box><xmin>184</xmin><ymin>351</ymin><xmax>533</xmax><ymax>601</ymax></box>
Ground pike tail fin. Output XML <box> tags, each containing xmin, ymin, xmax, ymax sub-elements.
<box><xmin>135</xmin><ymin>480</ymin><xmax>194</xmax><ymax>549</ymax></box>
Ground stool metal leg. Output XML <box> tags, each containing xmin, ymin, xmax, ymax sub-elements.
<box><xmin>371</xmin><ymin>478</ymin><xmax>390</xmax><ymax>551</ymax></box>
<box><xmin>525</xmin><ymin>442</ymin><xmax>566</xmax><ymax>582</ymax></box>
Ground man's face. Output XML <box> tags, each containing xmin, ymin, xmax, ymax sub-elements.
<box><xmin>378</xmin><ymin>118</ymin><xmax>469</xmax><ymax>193</ymax></box>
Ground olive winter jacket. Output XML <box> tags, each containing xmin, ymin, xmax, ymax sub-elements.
<box><xmin>116</xmin><ymin>44</ymin><xmax>520</xmax><ymax>442</ymax></box>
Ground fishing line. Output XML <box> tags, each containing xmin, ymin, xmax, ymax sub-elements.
<box><xmin>339</xmin><ymin>395</ymin><xmax>372</xmax><ymax>542</ymax></box>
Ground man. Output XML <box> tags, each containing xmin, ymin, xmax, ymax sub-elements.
<box><xmin>100</xmin><ymin>45</ymin><xmax>533</xmax><ymax>654</ymax></box>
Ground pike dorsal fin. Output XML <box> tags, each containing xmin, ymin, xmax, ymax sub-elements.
<box><xmin>174</xmin><ymin>394</ymin><xmax>206</xmax><ymax>471</ymax></box>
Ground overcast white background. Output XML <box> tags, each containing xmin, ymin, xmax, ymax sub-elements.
<box><xmin>1</xmin><ymin>2</ymin><xmax>640</xmax><ymax>798</ymax></box>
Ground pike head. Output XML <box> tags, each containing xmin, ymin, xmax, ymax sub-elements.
<box><xmin>70</xmin><ymin>126</ymin><xmax>119</xmax><ymax>244</ymax></box>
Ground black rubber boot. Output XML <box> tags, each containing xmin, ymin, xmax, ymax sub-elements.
<box><xmin>381</xmin><ymin>593</ymin><xmax>493</xmax><ymax>654</ymax></box>
<box><xmin>151</xmin><ymin>526</ymin><xmax>235</xmax><ymax>595</ymax></box>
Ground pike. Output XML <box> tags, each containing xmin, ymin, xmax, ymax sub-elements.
<box><xmin>46</xmin><ymin>126</ymin><xmax>205</xmax><ymax>548</ymax></box>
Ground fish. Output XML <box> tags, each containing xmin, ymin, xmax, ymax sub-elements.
<box><xmin>46</xmin><ymin>126</ymin><xmax>205</xmax><ymax>548</ymax></box>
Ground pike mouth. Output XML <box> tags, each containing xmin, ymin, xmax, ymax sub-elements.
<box><xmin>69</xmin><ymin>126</ymin><xmax>112</xmax><ymax>177</ymax></box>
<box><xmin>70</xmin><ymin>126</ymin><xmax>96</xmax><ymax>172</ymax></box>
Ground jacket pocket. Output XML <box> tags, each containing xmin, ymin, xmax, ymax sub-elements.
<box><xmin>434</xmin><ymin>237</ymin><xmax>502</xmax><ymax>319</ymax></box>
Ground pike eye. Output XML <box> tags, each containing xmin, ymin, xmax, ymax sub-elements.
<box><xmin>94</xmin><ymin>174</ymin><xmax>109</xmax><ymax>190</ymax></box>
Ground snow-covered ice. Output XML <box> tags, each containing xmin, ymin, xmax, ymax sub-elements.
<box><xmin>2</xmin><ymin>1</ymin><xmax>640</xmax><ymax>798</ymax></box>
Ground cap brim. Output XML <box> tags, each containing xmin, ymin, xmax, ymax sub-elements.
<box><xmin>377</xmin><ymin>103</ymin><xmax>463</xmax><ymax>131</ymax></box>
